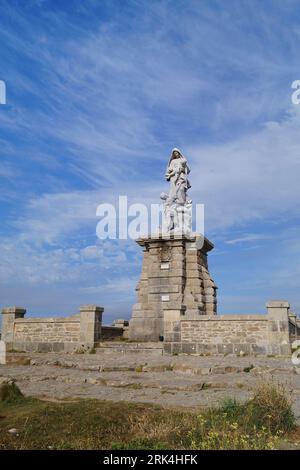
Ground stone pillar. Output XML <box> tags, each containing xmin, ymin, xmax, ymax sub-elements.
<box><xmin>1</xmin><ymin>307</ymin><xmax>26</xmax><ymax>344</ymax></box>
<box><xmin>79</xmin><ymin>305</ymin><xmax>104</xmax><ymax>347</ymax></box>
<box><xmin>129</xmin><ymin>233</ymin><xmax>217</xmax><ymax>341</ymax></box>
<box><xmin>0</xmin><ymin>340</ymin><xmax>6</xmax><ymax>364</ymax></box>
<box><xmin>266</xmin><ymin>301</ymin><xmax>291</xmax><ymax>356</ymax></box>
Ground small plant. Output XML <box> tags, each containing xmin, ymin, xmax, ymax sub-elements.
<box><xmin>220</xmin><ymin>398</ymin><xmax>244</xmax><ymax>419</ymax></box>
<box><xmin>247</xmin><ymin>380</ymin><xmax>295</xmax><ymax>432</ymax></box>
<box><xmin>0</xmin><ymin>383</ymin><xmax>24</xmax><ymax>403</ymax></box>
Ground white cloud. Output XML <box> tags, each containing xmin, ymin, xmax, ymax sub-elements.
<box><xmin>225</xmin><ymin>234</ymin><xmax>269</xmax><ymax>245</ymax></box>
<box><xmin>188</xmin><ymin>107</ymin><xmax>300</xmax><ymax>232</ymax></box>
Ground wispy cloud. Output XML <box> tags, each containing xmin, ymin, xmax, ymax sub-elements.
<box><xmin>225</xmin><ymin>234</ymin><xmax>270</xmax><ymax>245</ymax></box>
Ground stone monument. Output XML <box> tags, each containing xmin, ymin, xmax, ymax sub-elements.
<box><xmin>129</xmin><ymin>148</ymin><xmax>217</xmax><ymax>341</ymax></box>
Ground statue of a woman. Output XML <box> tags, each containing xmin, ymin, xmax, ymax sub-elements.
<box><xmin>165</xmin><ymin>148</ymin><xmax>191</xmax><ymax>205</ymax></box>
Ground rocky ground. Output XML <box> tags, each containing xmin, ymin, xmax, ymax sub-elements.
<box><xmin>1</xmin><ymin>351</ymin><xmax>300</xmax><ymax>421</ymax></box>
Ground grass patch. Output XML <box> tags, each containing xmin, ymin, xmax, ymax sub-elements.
<box><xmin>247</xmin><ymin>380</ymin><xmax>295</xmax><ymax>432</ymax></box>
<box><xmin>0</xmin><ymin>380</ymin><xmax>296</xmax><ymax>450</ymax></box>
<box><xmin>186</xmin><ymin>381</ymin><xmax>295</xmax><ymax>450</ymax></box>
<box><xmin>0</xmin><ymin>383</ymin><xmax>24</xmax><ymax>403</ymax></box>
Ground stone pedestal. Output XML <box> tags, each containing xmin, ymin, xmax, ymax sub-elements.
<box><xmin>129</xmin><ymin>233</ymin><xmax>217</xmax><ymax>341</ymax></box>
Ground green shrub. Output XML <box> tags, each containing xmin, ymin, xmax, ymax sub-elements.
<box><xmin>220</xmin><ymin>398</ymin><xmax>244</xmax><ymax>420</ymax></box>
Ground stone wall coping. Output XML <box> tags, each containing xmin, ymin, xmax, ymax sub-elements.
<box><xmin>181</xmin><ymin>314</ymin><xmax>268</xmax><ymax>321</ymax></box>
<box><xmin>2</xmin><ymin>307</ymin><xmax>26</xmax><ymax>314</ymax></box>
<box><xmin>79</xmin><ymin>304</ymin><xmax>104</xmax><ymax>313</ymax></box>
<box><xmin>266</xmin><ymin>300</ymin><xmax>290</xmax><ymax>308</ymax></box>
<box><xmin>14</xmin><ymin>316</ymin><xmax>80</xmax><ymax>323</ymax></box>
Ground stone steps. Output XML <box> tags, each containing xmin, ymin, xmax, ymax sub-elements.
<box><xmin>94</xmin><ymin>341</ymin><xmax>164</xmax><ymax>356</ymax></box>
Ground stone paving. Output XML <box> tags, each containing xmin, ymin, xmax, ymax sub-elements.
<box><xmin>1</xmin><ymin>352</ymin><xmax>300</xmax><ymax>422</ymax></box>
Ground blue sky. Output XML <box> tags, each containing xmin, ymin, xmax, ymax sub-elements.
<box><xmin>1</xmin><ymin>0</ymin><xmax>300</xmax><ymax>324</ymax></box>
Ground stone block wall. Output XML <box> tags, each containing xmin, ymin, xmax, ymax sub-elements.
<box><xmin>1</xmin><ymin>305</ymin><xmax>104</xmax><ymax>353</ymax></box>
<box><xmin>129</xmin><ymin>234</ymin><xmax>217</xmax><ymax>342</ymax></box>
<box><xmin>163</xmin><ymin>301</ymin><xmax>293</xmax><ymax>356</ymax></box>
<box><xmin>13</xmin><ymin>316</ymin><xmax>81</xmax><ymax>351</ymax></box>
<box><xmin>179</xmin><ymin>316</ymin><xmax>269</xmax><ymax>355</ymax></box>
<box><xmin>101</xmin><ymin>326</ymin><xmax>124</xmax><ymax>340</ymax></box>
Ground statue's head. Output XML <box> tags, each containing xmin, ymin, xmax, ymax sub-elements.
<box><xmin>167</xmin><ymin>147</ymin><xmax>189</xmax><ymax>174</ymax></box>
<box><xmin>172</xmin><ymin>148</ymin><xmax>181</xmax><ymax>159</ymax></box>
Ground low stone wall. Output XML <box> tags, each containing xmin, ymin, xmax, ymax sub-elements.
<box><xmin>13</xmin><ymin>316</ymin><xmax>81</xmax><ymax>352</ymax></box>
<box><xmin>1</xmin><ymin>301</ymin><xmax>297</xmax><ymax>357</ymax></box>
<box><xmin>101</xmin><ymin>326</ymin><xmax>124</xmax><ymax>340</ymax></box>
<box><xmin>163</xmin><ymin>301</ymin><xmax>293</xmax><ymax>356</ymax></box>
<box><xmin>179</xmin><ymin>315</ymin><xmax>269</xmax><ymax>355</ymax></box>
<box><xmin>1</xmin><ymin>305</ymin><xmax>104</xmax><ymax>353</ymax></box>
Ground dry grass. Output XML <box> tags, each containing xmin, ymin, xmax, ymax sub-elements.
<box><xmin>247</xmin><ymin>379</ymin><xmax>295</xmax><ymax>432</ymax></box>
<box><xmin>0</xmin><ymin>380</ymin><xmax>296</xmax><ymax>450</ymax></box>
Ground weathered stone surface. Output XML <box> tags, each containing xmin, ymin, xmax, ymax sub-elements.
<box><xmin>129</xmin><ymin>234</ymin><xmax>217</xmax><ymax>341</ymax></box>
<box><xmin>182</xmin><ymin>343</ymin><xmax>197</xmax><ymax>354</ymax></box>
<box><xmin>2</xmin><ymin>352</ymin><xmax>300</xmax><ymax>421</ymax></box>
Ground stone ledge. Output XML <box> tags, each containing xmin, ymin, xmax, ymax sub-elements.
<box><xmin>96</xmin><ymin>341</ymin><xmax>163</xmax><ymax>349</ymax></box>
<box><xmin>136</xmin><ymin>233</ymin><xmax>214</xmax><ymax>252</ymax></box>
<box><xmin>80</xmin><ymin>305</ymin><xmax>104</xmax><ymax>313</ymax></box>
<box><xmin>181</xmin><ymin>314</ymin><xmax>268</xmax><ymax>321</ymax></box>
<box><xmin>266</xmin><ymin>301</ymin><xmax>290</xmax><ymax>308</ymax></box>
<box><xmin>14</xmin><ymin>317</ymin><xmax>80</xmax><ymax>323</ymax></box>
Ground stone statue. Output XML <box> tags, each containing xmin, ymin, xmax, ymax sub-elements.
<box><xmin>165</xmin><ymin>148</ymin><xmax>191</xmax><ymax>204</ymax></box>
<box><xmin>160</xmin><ymin>148</ymin><xmax>192</xmax><ymax>234</ymax></box>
